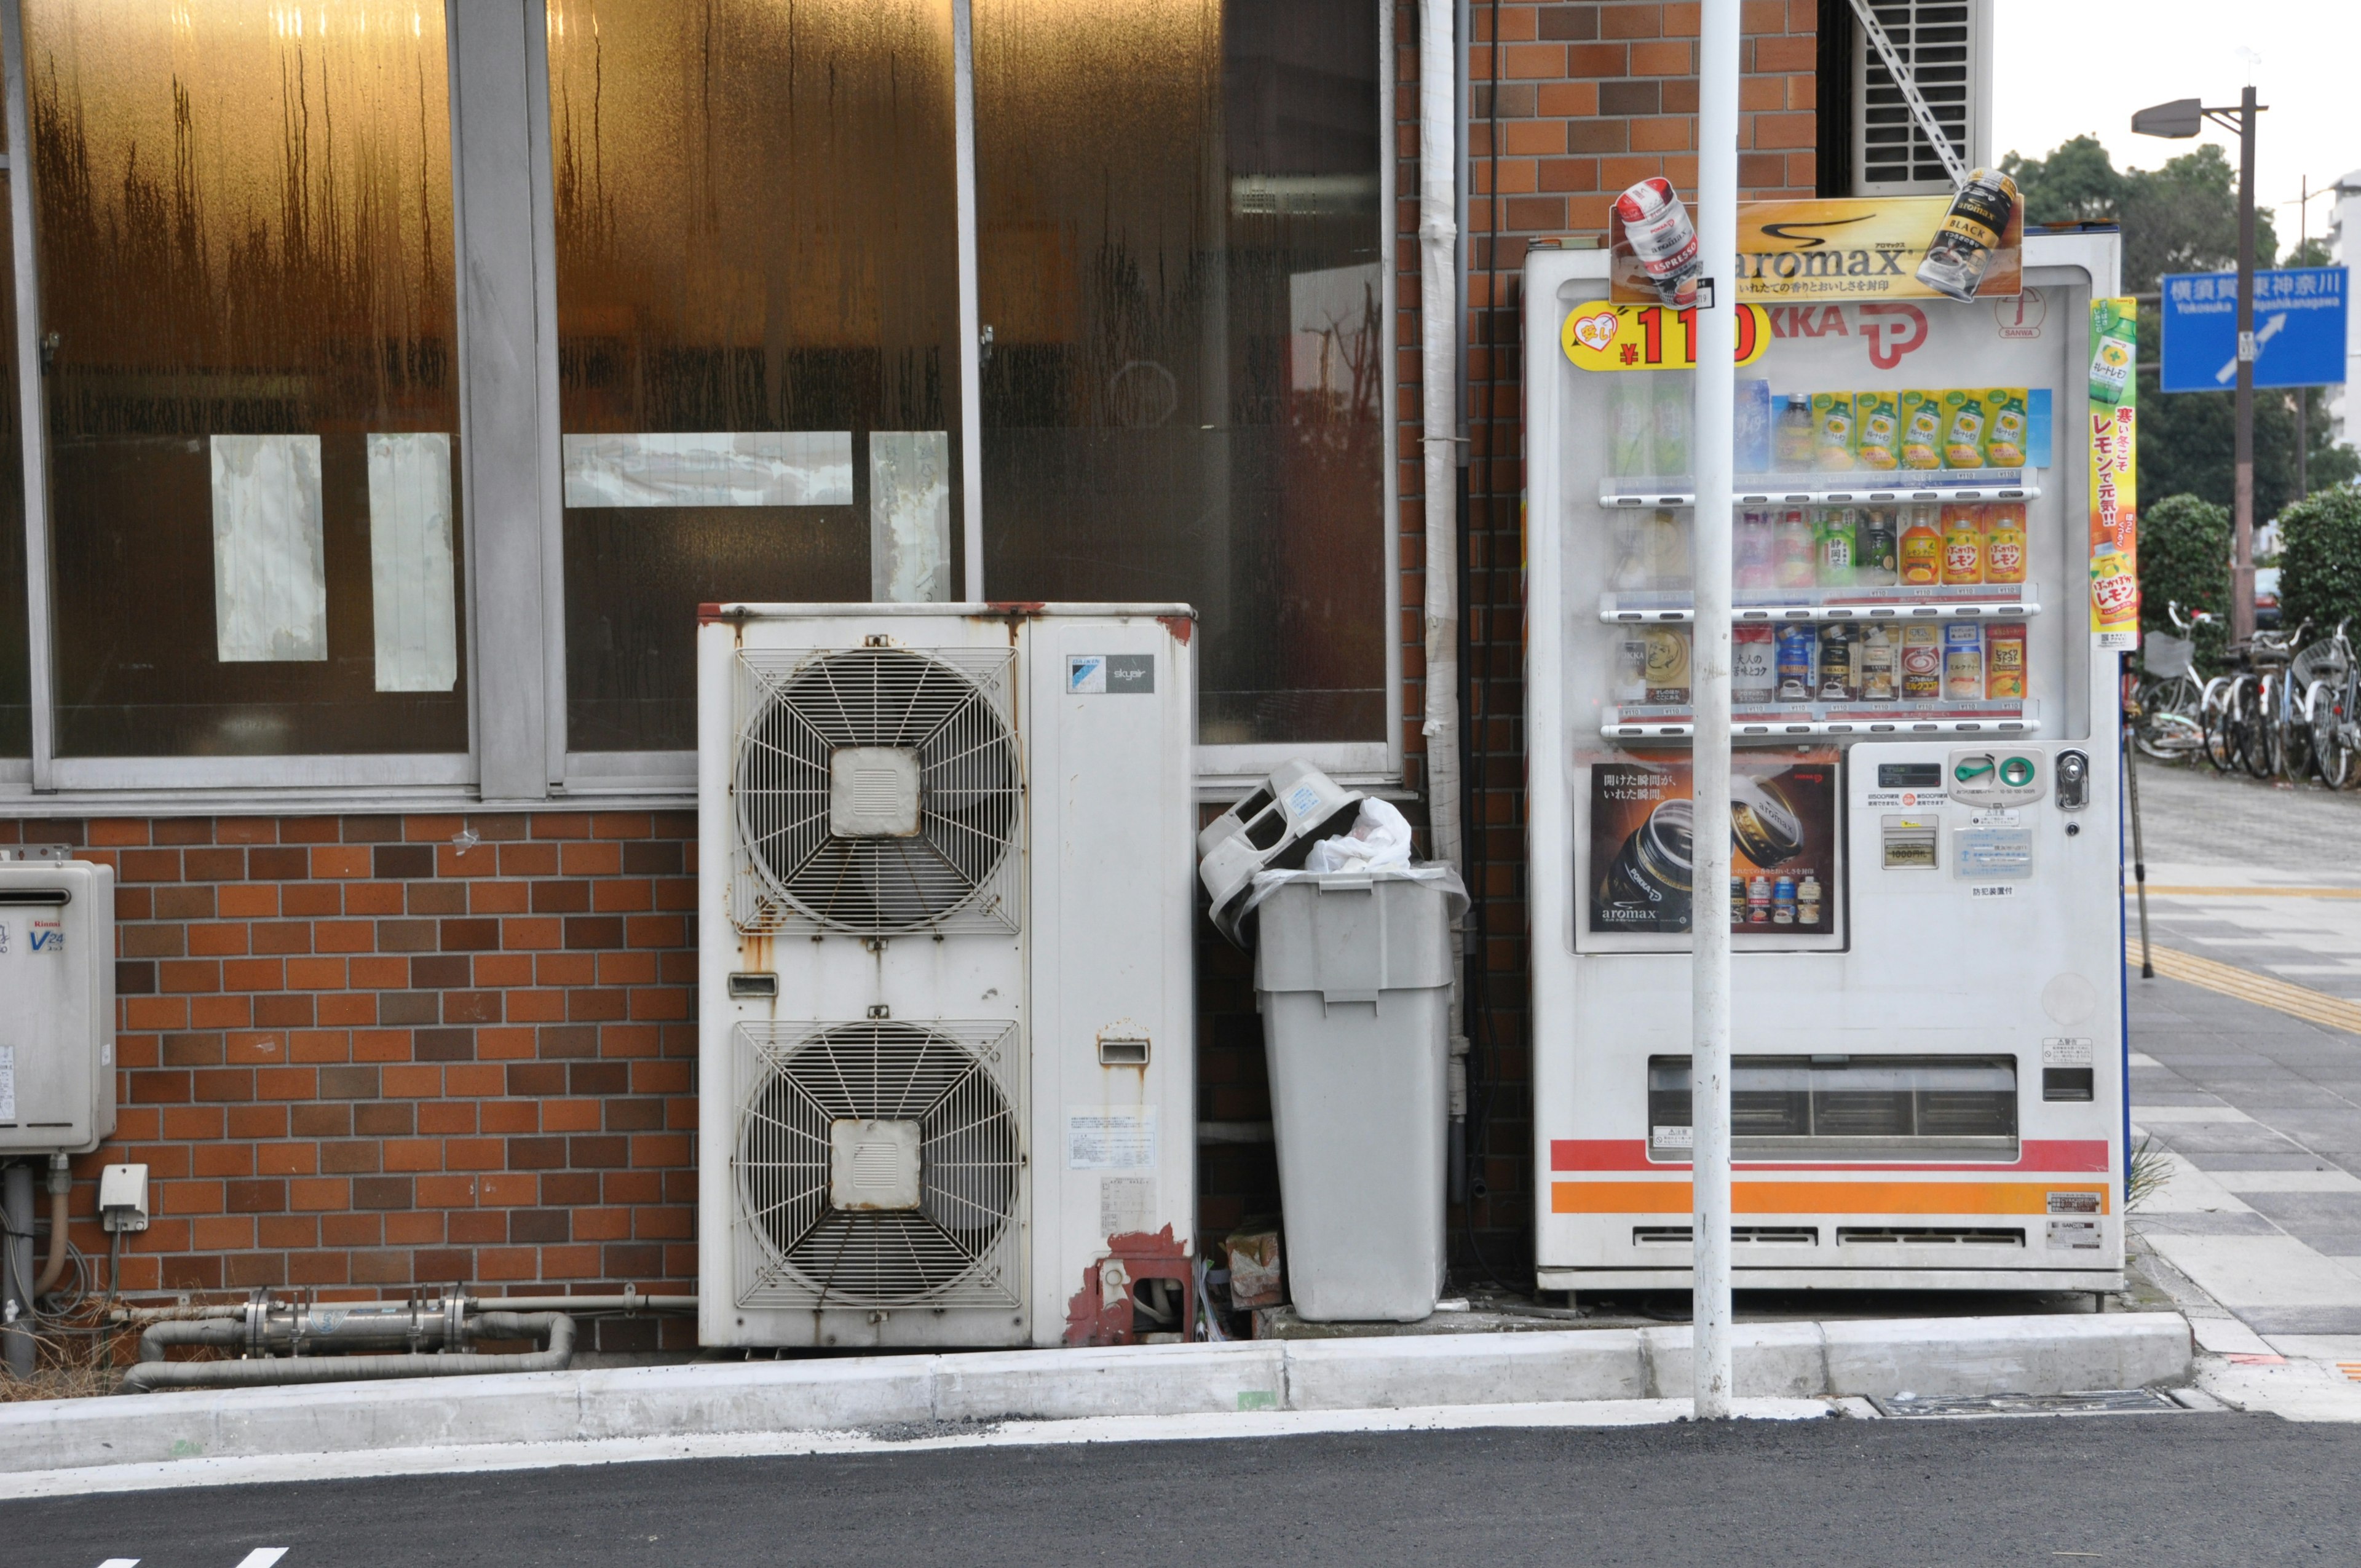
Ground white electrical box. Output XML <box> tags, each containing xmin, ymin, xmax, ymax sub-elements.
<box><xmin>0</xmin><ymin>855</ymin><xmax>118</xmax><ymax>1154</ymax></box>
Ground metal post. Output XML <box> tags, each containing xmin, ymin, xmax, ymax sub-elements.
<box><xmin>2231</xmin><ymin>85</ymin><xmax>2257</xmax><ymax>646</ymax></box>
<box><xmin>951</xmin><ymin>0</ymin><xmax>985</xmax><ymax>600</ymax></box>
<box><xmin>2</xmin><ymin>1161</ymin><xmax>31</xmax><ymax>1379</ymax></box>
<box><xmin>1690</xmin><ymin>0</ymin><xmax>1741</xmax><ymax>1422</ymax></box>
<box><xmin>2124</xmin><ymin>683</ymin><xmax>2153</xmax><ymax>980</ymax></box>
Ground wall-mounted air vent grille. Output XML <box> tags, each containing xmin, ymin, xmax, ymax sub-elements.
<box><xmin>1851</xmin><ymin>1</ymin><xmax>1985</xmax><ymax>196</ymax></box>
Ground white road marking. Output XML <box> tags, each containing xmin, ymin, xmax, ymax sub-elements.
<box><xmin>2129</xmin><ymin>1105</ymin><xmax>2255</xmax><ymax>1123</ymax></box>
<box><xmin>95</xmin><ymin>1559</ymin><xmax>140</xmax><ymax>1567</ymax></box>
<box><xmin>234</xmin><ymin>1553</ymin><xmax>288</xmax><ymax>1568</ymax></box>
<box><xmin>2212</xmin><ymin>1168</ymin><xmax>2361</xmax><ymax>1193</ymax></box>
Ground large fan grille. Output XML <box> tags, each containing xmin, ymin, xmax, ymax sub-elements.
<box><xmin>734</xmin><ymin>645</ymin><xmax>1021</xmax><ymax>935</ymax></box>
<box><xmin>734</xmin><ymin>1021</ymin><xmax>1024</xmax><ymax>1310</ymax></box>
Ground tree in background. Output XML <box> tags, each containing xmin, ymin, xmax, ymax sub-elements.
<box><xmin>2137</xmin><ymin>493</ymin><xmax>2231</xmax><ymax>670</ymax></box>
<box><xmin>2003</xmin><ymin>137</ymin><xmax>2359</xmax><ymax>518</ymax></box>
<box><xmin>2277</xmin><ymin>486</ymin><xmax>2361</xmax><ymax>643</ymax></box>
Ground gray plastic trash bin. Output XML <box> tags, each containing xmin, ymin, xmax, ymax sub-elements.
<box><xmin>1252</xmin><ymin>869</ymin><xmax>1457</xmax><ymax>1322</ymax></box>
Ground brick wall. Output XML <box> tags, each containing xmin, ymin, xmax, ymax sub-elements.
<box><xmin>0</xmin><ymin>812</ymin><xmax>699</xmax><ymax>1353</ymax></box>
<box><xmin>1395</xmin><ymin>0</ymin><xmax>1822</xmax><ymax>1270</ymax></box>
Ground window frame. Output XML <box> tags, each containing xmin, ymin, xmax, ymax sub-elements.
<box><xmin>0</xmin><ymin>0</ymin><xmax>1402</xmax><ymax>812</ymax></box>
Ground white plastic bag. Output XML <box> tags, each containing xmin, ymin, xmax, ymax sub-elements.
<box><xmin>1302</xmin><ymin>798</ymin><xmax>1414</xmax><ymax>873</ymax></box>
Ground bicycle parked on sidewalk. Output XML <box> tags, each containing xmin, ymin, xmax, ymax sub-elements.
<box><xmin>2303</xmin><ymin>619</ymin><xmax>2357</xmax><ymax>791</ymax></box>
<box><xmin>2133</xmin><ymin>601</ymin><xmax>2214</xmax><ymax>762</ymax></box>
<box><xmin>2202</xmin><ymin>619</ymin><xmax>2308</xmax><ymax>779</ymax></box>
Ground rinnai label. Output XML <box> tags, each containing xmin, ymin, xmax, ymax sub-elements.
<box><xmin>2047</xmin><ymin>1190</ymin><xmax>2102</xmax><ymax>1215</ymax></box>
<box><xmin>1653</xmin><ymin>1125</ymin><xmax>1695</xmax><ymax>1149</ymax></box>
<box><xmin>29</xmin><ymin>919</ymin><xmax>62</xmax><ymax>954</ymax></box>
<box><xmin>0</xmin><ymin>1044</ymin><xmax>13</xmax><ymax>1122</ymax></box>
<box><xmin>2043</xmin><ymin>1037</ymin><xmax>2095</xmax><ymax>1068</ymax></box>
<box><xmin>2046</xmin><ymin>1218</ymin><xmax>2102</xmax><ymax>1251</ymax></box>
<box><xmin>1067</xmin><ymin>1107</ymin><xmax>1158</xmax><ymax>1170</ymax></box>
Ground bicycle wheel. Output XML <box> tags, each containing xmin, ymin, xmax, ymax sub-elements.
<box><xmin>2282</xmin><ymin>684</ymin><xmax>2314</xmax><ymax>783</ymax></box>
<box><xmin>2315</xmin><ymin>681</ymin><xmax>2358</xmax><ymax>790</ymax></box>
<box><xmin>2201</xmin><ymin>679</ymin><xmax>2239</xmax><ymax>772</ymax></box>
<box><xmin>2242</xmin><ymin>676</ymin><xmax>2277</xmax><ymax>779</ymax></box>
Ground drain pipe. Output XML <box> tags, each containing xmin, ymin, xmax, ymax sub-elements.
<box><xmin>1419</xmin><ymin>0</ymin><xmax>1468</xmax><ymax>1209</ymax></box>
<box><xmin>118</xmin><ymin>1311</ymin><xmax>575</xmax><ymax>1395</ymax></box>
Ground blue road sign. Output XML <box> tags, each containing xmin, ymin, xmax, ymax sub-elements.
<box><xmin>2161</xmin><ymin>266</ymin><xmax>2347</xmax><ymax>392</ymax></box>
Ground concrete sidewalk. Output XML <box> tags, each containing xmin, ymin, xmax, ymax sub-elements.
<box><xmin>0</xmin><ymin>1312</ymin><xmax>2188</xmax><ymax>1495</ymax></box>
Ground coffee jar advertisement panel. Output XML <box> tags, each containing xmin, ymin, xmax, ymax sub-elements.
<box><xmin>1588</xmin><ymin>752</ymin><xmax>1840</xmax><ymax>941</ymax></box>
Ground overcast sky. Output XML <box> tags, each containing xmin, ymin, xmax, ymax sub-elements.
<box><xmin>1991</xmin><ymin>0</ymin><xmax>2361</xmax><ymax>254</ymax></box>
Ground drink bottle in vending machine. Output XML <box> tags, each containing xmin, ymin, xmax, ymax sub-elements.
<box><xmin>1526</xmin><ymin>224</ymin><xmax>2126</xmax><ymax>1296</ymax></box>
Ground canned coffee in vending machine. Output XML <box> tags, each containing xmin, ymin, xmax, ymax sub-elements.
<box><xmin>1527</xmin><ymin>224</ymin><xmax>2126</xmax><ymax>1297</ymax></box>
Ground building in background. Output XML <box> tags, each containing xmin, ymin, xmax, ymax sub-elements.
<box><xmin>2328</xmin><ymin>167</ymin><xmax>2361</xmax><ymax>447</ymax></box>
<box><xmin>0</xmin><ymin>0</ymin><xmax>1977</xmax><ymax>1334</ymax></box>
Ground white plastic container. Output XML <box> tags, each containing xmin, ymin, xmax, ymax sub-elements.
<box><xmin>1198</xmin><ymin>760</ymin><xmax>1364</xmax><ymax>946</ymax></box>
<box><xmin>1252</xmin><ymin>869</ymin><xmax>1457</xmax><ymax>1321</ymax></box>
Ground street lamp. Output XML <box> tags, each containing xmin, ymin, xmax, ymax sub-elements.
<box><xmin>2134</xmin><ymin>89</ymin><xmax>2266</xmax><ymax>644</ymax></box>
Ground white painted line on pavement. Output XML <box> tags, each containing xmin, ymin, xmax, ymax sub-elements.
<box><xmin>94</xmin><ymin>1559</ymin><xmax>140</xmax><ymax>1568</ymax></box>
<box><xmin>234</xmin><ymin>1553</ymin><xmax>288</xmax><ymax>1568</ymax></box>
<box><xmin>2130</xmin><ymin>1105</ymin><xmax>2256</xmax><ymax>1122</ymax></box>
<box><xmin>0</xmin><ymin>1400</ymin><xmax>1848</xmax><ymax>1500</ymax></box>
<box><xmin>2127</xmin><ymin>1051</ymin><xmax>2164</xmax><ymax>1067</ymax></box>
<box><xmin>2213</xmin><ymin>1169</ymin><xmax>2361</xmax><ymax>1193</ymax></box>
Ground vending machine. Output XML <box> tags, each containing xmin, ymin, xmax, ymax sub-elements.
<box><xmin>1526</xmin><ymin>222</ymin><xmax>2132</xmax><ymax>1294</ymax></box>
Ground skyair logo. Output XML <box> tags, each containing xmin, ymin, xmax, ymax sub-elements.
<box><xmin>30</xmin><ymin>920</ymin><xmax>61</xmax><ymax>954</ymax></box>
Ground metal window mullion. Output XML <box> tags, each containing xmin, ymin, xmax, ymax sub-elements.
<box><xmin>1</xmin><ymin>0</ymin><xmax>52</xmax><ymax>789</ymax></box>
<box><xmin>952</xmin><ymin>0</ymin><xmax>984</xmax><ymax>601</ymax></box>
<box><xmin>449</xmin><ymin>0</ymin><xmax>553</xmax><ymax>803</ymax></box>
<box><xmin>524</xmin><ymin>0</ymin><xmax>566</xmax><ymax>786</ymax></box>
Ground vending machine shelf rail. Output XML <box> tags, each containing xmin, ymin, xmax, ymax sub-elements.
<box><xmin>1600</xmin><ymin>472</ymin><xmax>2041</xmax><ymax>508</ymax></box>
<box><xmin>1599</xmin><ymin>592</ymin><xmax>2043</xmax><ymax>624</ymax></box>
<box><xmin>1602</xmin><ymin>700</ymin><xmax>2039</xmax><ymax>742</ymax></box>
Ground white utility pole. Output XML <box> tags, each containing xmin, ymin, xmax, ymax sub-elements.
<box><xmin>1690</xmin><ymin>0</ymin><xmax>1741</xmax><ymax>1422</ymax></box>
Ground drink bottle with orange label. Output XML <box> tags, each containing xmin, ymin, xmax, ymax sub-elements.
<box><xmin>1899</xmin><ymin>504</ymin><xmax>1942</xmax><ymax>586</ymax></box>
<box><xmin>1982</xmin><ymin>502</ymin><xmax>2027</xmax><ymax>584</ymax></box>
<box><xmin>1940</xmin><ymin>505</ymin><xmax>1985</xmax><ymax>586</ymax></box>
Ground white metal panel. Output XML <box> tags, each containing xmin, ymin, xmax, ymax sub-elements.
<box><xmin>1024</xmin><ymin>611</ymin><xmax>1198</xmax><ymax>1340</ymax></box>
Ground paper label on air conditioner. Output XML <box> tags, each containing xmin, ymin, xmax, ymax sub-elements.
<box><xmin>1099</xmin><ymin>1176</ymin><xmax>1158</xmax><ymax>1236</ymax></box>
<box><xmin>0</xmin><ymin>1044</ymin><xmax>14</xmax><ymax>1122</ymax></box>
<box><xmin>1067</xmin><ymin>1107</ymin><xmax>1157</xmax><ymax>1170</ymax></box>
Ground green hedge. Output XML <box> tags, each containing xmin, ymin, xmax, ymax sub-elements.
<box><xmin>2279</xmin><ymin>485</ymin><xmax>2361</xmax><ymax>641</ymax></box>
<box><xmin>2137</xmin><ymin>493</ymin><xmax>2230</xmax><ymax>668</ymax></box>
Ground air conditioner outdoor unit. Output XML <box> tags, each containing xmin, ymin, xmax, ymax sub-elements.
<box><xmin>697</xmin><ymin>603</ymin><xmax>1198</xmax><ymax>1350</ymax></box>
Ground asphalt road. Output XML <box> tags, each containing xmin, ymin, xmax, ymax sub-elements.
<box><xmin>9</xmin><ymin>1414</ymin><xmax>2360</xmax><ymax>1568</ymax></box>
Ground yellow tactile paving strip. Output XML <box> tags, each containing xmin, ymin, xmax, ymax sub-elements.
<box><xmin>2125</xmin><ymin>939</ymin><xmax>2361</xmax><ymax>1038</ymax></box>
